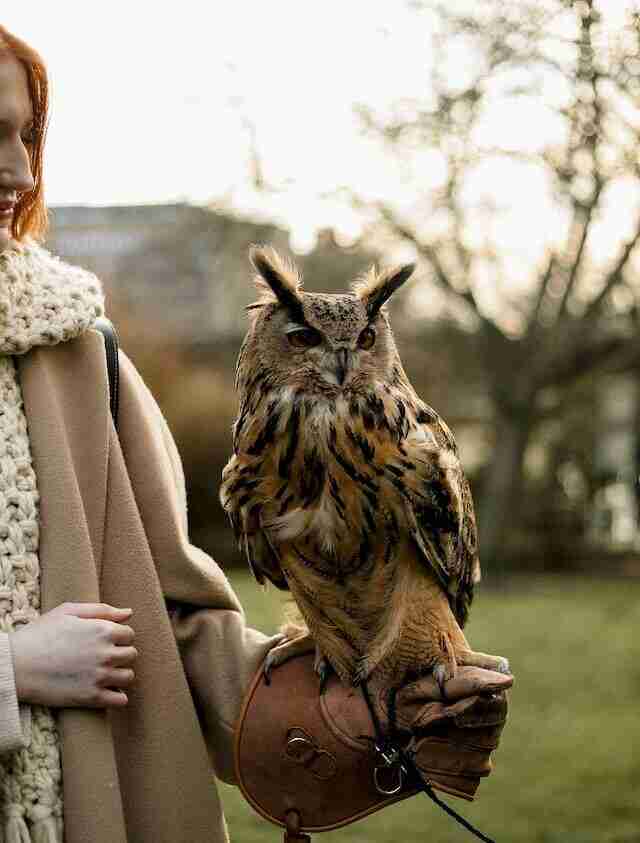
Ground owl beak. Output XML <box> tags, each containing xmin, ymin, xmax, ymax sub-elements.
<box><xmin>334</xmin><ymin>348</ymin><xmax>350</xmax><ymax>386</ymax></box>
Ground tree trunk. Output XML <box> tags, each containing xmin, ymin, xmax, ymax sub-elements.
<box><xmin>477</xmin><ymin>410</ymin><xmax>534</xmax><ymax>568</ymax></box>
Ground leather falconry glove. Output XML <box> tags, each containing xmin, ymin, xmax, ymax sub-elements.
<box><xmin>340</xmin><ymin>665</ymin><xmax>511</xmax><ymax>803</ymax></box>
<box><xmin>235</xmin><ymin>653</ymin><xmax>512</xmax><ymax>842</ymax></box>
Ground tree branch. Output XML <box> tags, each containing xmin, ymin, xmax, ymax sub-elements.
<box><xmin>527</xmin><ymin>250</ymin><xmax>557</xmax><ymax>336</ymax></box>
<box><xmin>536</xmin><ymin>333</ymin><xmax>631</xmax><ymax>390</ymax></box>
<box><xmin>376</xmin><ymin>204</ymin><xmax>478</xmax><ymax>310</ymax></box>
<box><xmin>556</xmin><ymin>196</ymin><xmax>600</xmax><ymax>319</ymax></box>
<box><xmin>583</xmin><ymin>214</ymin><xmax>640</xmax><ymax>320</ymax></box>
<box><xmin>555</xmin><ymin>1</ymin><xmax>604</xmax><ymax>322</ymax></box>
<box><xmin>375</xmin><ymin>204</ymin><xmax>511</xmax><ymax>348</ymax></box>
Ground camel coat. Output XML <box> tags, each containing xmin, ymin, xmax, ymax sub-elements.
<box><xmin>14</xmin><ymin>328</ymin><xmax>277</xmax><ymax>843</ymax></box>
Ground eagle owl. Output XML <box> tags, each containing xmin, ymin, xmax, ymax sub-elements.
<box><xmin>221</xmin><ymin>247</ymin><xmax>508</xmax><ymax>692</ymax></box>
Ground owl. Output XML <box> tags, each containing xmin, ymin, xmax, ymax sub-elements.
<box><xmin>220</xmin><ymin>246</ymin><xmax>509</xmax><ymax>693</ymax></box>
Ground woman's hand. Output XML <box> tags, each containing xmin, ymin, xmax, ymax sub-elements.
<box><xmin>9</xmin><ymin>602</ymin><xmax>138</xmax><ymax>708</ymax></box>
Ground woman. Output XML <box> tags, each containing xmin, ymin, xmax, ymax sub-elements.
<box><xmin>0</xmin><ymin>25</ymin><xmax>284</xmax><ymax>843</ymax></box>
<box><xmin>0</xmin><ymin>24</ymin><xmax>510</xmax><ymax>843</ymax></box>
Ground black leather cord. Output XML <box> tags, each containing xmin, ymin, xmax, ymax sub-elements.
<box><xmin>360</xmin><ymin>681</ymin><xmax>497</xmax><ymax>843</ymax></box>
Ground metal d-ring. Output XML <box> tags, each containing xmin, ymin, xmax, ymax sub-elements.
<box><xmin>373</xmin><ymin>742</ymin><xmax>406</xmax><ymax>795</ymax></box>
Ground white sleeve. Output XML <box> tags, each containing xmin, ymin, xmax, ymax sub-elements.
<box><xmin>0</xmin><ymin>633</ymin><xmax>28</xmax><ymax>754</ymax></box>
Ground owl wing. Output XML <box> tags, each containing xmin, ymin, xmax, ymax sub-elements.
<box><xmin>220</xmin><ymin>455</ymin><xmax>290</xmax><ymax>591</ymax></box>
<box><xmin>395</xmin><ymin>407</ymin><xmax>480</xmax><ymax>627</ymax></box>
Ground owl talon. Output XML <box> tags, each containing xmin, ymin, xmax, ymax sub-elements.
<box><xmin>263</xmin><ymin>652</ymin><xmax>276</xmax><ymax>686</ymax></box>
<box><xmin>317</xmin><ymin>659</ymin><xmax>332</xmax><ymax>695</ymax></box>
<box><xmin>263</xmin><ymin>631</ymin><xmax>317</xmax><ymax>686</ymax></box>
<box><xmin>497</xmin><ymin>657</ymin><xmax>510</xmax><ymax>675</ymax></box>
<box><xmin>433</xmin><ymin>664</ymin><xmax>448</xmax><ymax>702</ymax></box>
<box><xmin>457</xmin><ymin>649</ymin><xmax>511</xmax><ymax>676</ymax></box>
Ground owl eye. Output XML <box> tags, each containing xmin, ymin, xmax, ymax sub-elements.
<box><xmin>358</xmin><ymin>327</ymin><xmax>376</xmax><ymax>350</ymax></box>
<box><xmin>286</xmin><ymin>327</ymin><xmax>322</xmax><ymax>349</ymax></box>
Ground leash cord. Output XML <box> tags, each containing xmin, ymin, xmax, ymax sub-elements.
<box><xmin>417</xmin><ymin>780</ymin><xmax>496</xmax><ymax>843</ymax></box>
<box><xmin>360</xmin><ymin>682</ymin><xmax>496</xmax><ymax>843</ymax></box>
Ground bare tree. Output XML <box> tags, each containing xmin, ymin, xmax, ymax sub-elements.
<box><xmin>355</xmin><ymin>0</ymin><xmax>640</xmax><ymax>563</ymax></box>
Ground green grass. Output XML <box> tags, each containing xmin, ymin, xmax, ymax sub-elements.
<box><xmin>220</xmin><ymin>571</ymin><xmax>640</xmax><ymax>843</ymax></box>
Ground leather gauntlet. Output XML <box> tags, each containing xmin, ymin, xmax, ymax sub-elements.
<box><xmin>235</xmin><ymin>652</ymin><xmax>511</xmax><ymax>838</ymax></box>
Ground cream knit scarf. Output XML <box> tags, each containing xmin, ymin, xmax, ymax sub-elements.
<box><xmin>0</xmin><ymin>241</ymin><xmax>104</xmax><ymax>843</ymax></box>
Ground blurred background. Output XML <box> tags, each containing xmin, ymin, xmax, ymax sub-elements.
<box><xmin>6</xmin><ymin>1</ymin><xmax>640</xmax><ymax>840</ymax></box>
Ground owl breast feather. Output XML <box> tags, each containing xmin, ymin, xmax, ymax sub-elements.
<box><xmin>221</xmin><ymin>383</ymin><xmax>478</xmax><ymax>624</ymax></box>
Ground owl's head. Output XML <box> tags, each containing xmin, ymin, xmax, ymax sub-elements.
<box><xmin>237</xmin><ymin>246</ymin><xmax>414</xmax><ymax>395</ymax></box>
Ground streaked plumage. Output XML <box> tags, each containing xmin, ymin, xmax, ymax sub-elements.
<box><xmin>221</xmin><ymin>247</ymin><xmax>508</xmax><ymax>687</ymax></box>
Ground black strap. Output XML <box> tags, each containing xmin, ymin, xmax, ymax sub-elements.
<box><xmin>94</xmin><ymin>317</ymin><xmax>120</xmax><ymax>431</ymax></box>
<box><xmin>361</xmin><ymin>682</ymin><xmax>497</xmax><ymax>843</ymax></box>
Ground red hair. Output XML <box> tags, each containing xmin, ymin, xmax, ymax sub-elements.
<box><xmin>0</xmin><ymin>25</ymin><xmax>49</xmax><ymax>241</ymax></box>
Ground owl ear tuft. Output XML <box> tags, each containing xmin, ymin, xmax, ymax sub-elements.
<box><xmin>352</xmin><ymin>263</ymin><xmax>415</xmax><ymax>319</ymax></box>
<box><xmin>248</xmin><ymin>245</ymin><xmax>305</xmax><ymax>321</ymax></box>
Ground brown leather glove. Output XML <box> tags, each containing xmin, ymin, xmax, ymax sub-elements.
<box><xmin>344</xmin><ymin>666</ymin><xmax>512</xmax><ymax>801</ymax></box>
<box><xmin>235</xmin><ymin>653</ymin><xmax>512</xmax><ymax>838</ymax></box>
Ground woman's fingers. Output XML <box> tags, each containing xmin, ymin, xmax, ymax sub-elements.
<box><xmin>58</xmin><ymin>602</ymin><xmax>133</xmax><ymax>621</ymax></box>
<box><xmin>97</xmin><ymin>689</ymin><xmax>129</xmax><ymax>708</ymax></box>
<box><xmin>104</xmin><ymin>622</ymin><xmax>135</xmax><ymax>645</ymax></box>
<box><xmin>98</xmin><ymin>668</ymin><xmax>135</xmax><ymax>689</ymax></box>
<box><xmin>105</xmin><ymin>646</ymin><xmax>138</xmax><ymax>667</ymax></box>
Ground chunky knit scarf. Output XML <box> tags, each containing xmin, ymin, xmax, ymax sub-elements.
<box><xmin>0</xmin><ymin>241</ymin><xmax>104</xmax><ymax>843</ymax></box>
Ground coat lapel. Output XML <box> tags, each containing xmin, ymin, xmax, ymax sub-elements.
<box><xmin>18</xmin><ymin>333</ymin><xmax>111</xmax><ymax>595</ymax></box>
<box><xmin>18</xmin><ymin>334</ymin><xmax>129</xmax><ymax>843</ymax></box>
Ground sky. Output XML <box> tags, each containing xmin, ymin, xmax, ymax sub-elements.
<box><xmin>4</xmin><ymin>1</ymin><xmax>442</xmax><ymax>250</ymax></box>
<box><xmin>4</xmin><ymin>0</ymin><xmax>639</xmax><ymax>274</ymax></box>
